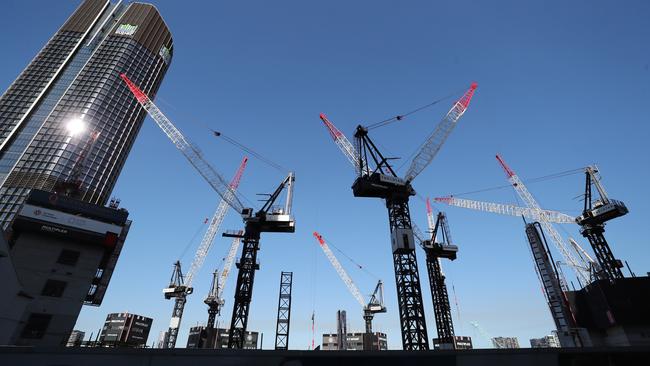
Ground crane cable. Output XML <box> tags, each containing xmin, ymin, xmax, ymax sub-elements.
<box><xmin>366</xmin><ymin>88</ymin><xmax>465</xmax><ymax>130</ymax></box>
<box><xmin>210</xmin><ymin>130</ymin><xmax>289</xmax><ymax>174</ymax></box>
<box><xmin>177</xmin><ymin>217</ymin><xmax>209</xmax><ymax>261</ymax></box>
<box><xmin>442</xmin><ymin>167</ymin><xmax>586</xmax><ymax>198</ymax></box>
<box><xmin>323</xmin><ymin>236</ymin><xmax>380</xmax><ymax>280</ymax></box>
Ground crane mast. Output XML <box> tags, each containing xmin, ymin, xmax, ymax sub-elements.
<box><xmin>226</xmin><ymin>172</ymin><xmax>296</xmax><ymax>349</ymax></box>
<box><xmin>525</xmin><ymin>222</ymin><xmax>585</xmax><ymax>347</ymax></box>
<box><xmin>495</xmin><ymin>155</ymin><xmax>592</xmax><ymax>285</ymax></box>
<box><xmin>318</xmin><ymin>83</ymin><xmax>476</xmax><ymax>350</ymax></box>
<box><xmin>421</xmin><ymin>205</ymin><xmax>459</xmax><ymax>350</ymax></box>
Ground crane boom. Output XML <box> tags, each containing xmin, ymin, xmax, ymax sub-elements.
<box><xmin>495</xmin><ymin>154</ymin><xmax>592</xmax><ymax>284</ymax></box>
<box><xmin>218</xmin><ymin>234</ymin><xmax>243</xmax><ymax>300</ymax></box>
<box><xmin>185</xmin><ymin>157</ymin><xmax>248</xmax><ymax>288</ymax></box>
<box><xmin>319</xmin><ymin>113</ymin><xmax>365</xmax><ymax>174</ymax></box>
<box><xmin>120</xmin><ymin>73</ymin><xmax>244</xmax><ymax>213</ymax></box>
<box><xmin>313</xmin><ymin>232</ymin><xmax>366</xmax><ymax>308</ymax></box>
<box><xmin>404</xmin><ymin>83</ymin><xmax>477</xmax><ymax>182</ymax></box>
<box><xmin>434</xmin><ymin>196</ymin><xmax>576</xmax><ymax>224</ymax></box>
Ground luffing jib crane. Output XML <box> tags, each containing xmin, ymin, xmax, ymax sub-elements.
<box><xmin>494</xmin><ymin>155</ymin><xmax>593</xmax><ymax>285</ymax></box>
<box><xmin>161</xmin><ymin>157</ymin><xmax>248</xmax><ymax>348</ymax></box>
<box><xmin>224</xmin><ymin>172</ymin><xmax>295</xmax><ymax>348</ymax></box>
<box><xmin>313</xmin><ymin>232</ymin><xmax>386</xmax><ymax>350</ymax></box>
<box><xmin>576</xmin><ymin>166</ymin><xmax>628</xmax><ymax>281</ymax></box>
<box><xmin>319</xmin><ymin>82</ymin><xmax>476</xmax><ymax>350</ymax></box>
<box><xmin>421</xmin><ymin>199</ymin><xmax>458</xmax><ymax>350</ymax></box>
<box><xmin>205</xmin><ymin>232</ymin><xmax>243</xmax><ymax>330</ymax></box>
<box><xmin>120</xmin><ymin>73</ymin><xmax>295</xmax><ymax>349</ymax></box>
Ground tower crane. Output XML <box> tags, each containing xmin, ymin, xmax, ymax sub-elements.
<box><xmin>318</xmin><ymin>82</ymin><xmax>477</xmax><ymax>350</ymax></box>
<box><xmin>313</xmin><ymin>232</ymin><xmax>386</xmax><ymax>350</ymax></box>
<box><xmin>576</xmin><ymin>166</ymin><xmax>628</xmax><ymax>281</ymax></box>
<box><xmin>120</xmin><ymin>74</ymin><xmax>296</xmax><ymax>349</ymax></box>
<box><xmin>434</xmin><ymin>156</ymin><xmax>597</xmax><ymax>285</ymax></box>
<box><xmin>494</xmin><ymin>155</ymin><xmax>593</xmax><ymax>285</ymax></box>
<box><xmin>162</xmin><ymin>157</ymin><xmax>248</xmax><ymax>348</ymax></box>
<box><xmin>205</xmin><ymin>233</ymin><xmax>243</xmax><ymax>330</ymax></box>
<box><xmin>421</xmin><ymin>199</ymin><xmax>458</xmax><ymax>350</ymax></box>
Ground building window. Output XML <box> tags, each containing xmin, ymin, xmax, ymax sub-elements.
<box><xmin>57</xmin><ymin>249</ymin><xmax>80</xmax><ymax>266</ymax></box>
<box><xmin>41</xmin><ymin>279</ymin><xmax>67</xmax><ymax>297</ymax></box>
<box><xmin>20</xmin><ymin>313</ymin><xmax>52</xmax><ymax>339</ymax></box>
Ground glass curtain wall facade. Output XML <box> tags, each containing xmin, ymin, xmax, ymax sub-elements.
<box><xmin>0</xmin><ymin>0</ymin><xmax>173</xmax><ymax>229</ymax></box>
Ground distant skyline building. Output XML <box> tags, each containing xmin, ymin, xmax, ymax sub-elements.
<box><xmin>99</xmin><ymin>312</ymin><xmax>152</xmax><ymax>347</ymax></box>
<box><xmin>0</xmin><ymin>0</ymin><xmax>173</xmax><ymax>229</ymax></box>
<box><xmin>491</xmin><ymin>337</ymin><xmax>520</xmax><ymax>349</ymax></box>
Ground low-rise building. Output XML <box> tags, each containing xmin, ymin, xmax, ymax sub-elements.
<box><xmin>432</xmin><ymin>335</ymin><xmax>473</xmax><ymax>350</ymax></box>
<box><xmin>322</xmin><ymin>332</ymin><xmax>387</xmax><ymax>350</ymax></box>
<box><xmin>187</xmin><ymin>327</ymin><xmax>258</xmax><ymax>349</ymax></box>
<box><xmin>99</xmin><ymin>313</ymin><xmax>152</xmax><ymax>347</ymax></box>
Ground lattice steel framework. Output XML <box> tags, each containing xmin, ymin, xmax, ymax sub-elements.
<box><xmin>274</xmin><ymin>271</ymin><xmax>293</xmax><ymax>350</ymax></box>
<box><xmin>227</xmin><ymin>231</ymin><xmax>260</xmax><ymax>349</ymax></box>
<box><xmin>387</xmin><ymin>197</ymin><xmax>429</xmax><ymax>350</ymax></box>
<box><xmin>425</xmin><ymin>256</ymin><xmax>454</xmax><ymax>347</ymax></box>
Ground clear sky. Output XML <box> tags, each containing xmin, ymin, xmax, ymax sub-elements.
<box><xmin>1</xmin><ymin>0</ymin><xmax>649</xmax><ymax>350</ymax></box>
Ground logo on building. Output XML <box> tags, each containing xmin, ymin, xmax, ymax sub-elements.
<box><xmin>159</xmin><ymin>45</ymin><xmax>171</xmax><ymax>65</ymax></box>
<box><xmin>116</xmin><ymin>24</ymin><xmax>138</xmax><ymax>36</ymax></box>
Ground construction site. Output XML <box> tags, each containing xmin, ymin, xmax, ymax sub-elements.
<box><xmin>0</xmin><ymin>0</ymin><xmax>648</xmax><ymax>365</ymax></box>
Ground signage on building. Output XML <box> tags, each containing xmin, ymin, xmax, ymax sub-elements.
<box><xmin>18</xmin><ymin>204</ymin><xmax>122</xmax><ymax>235</ymax></box>
<box><xmin>159</xmin><ymin>45</ymin><xmax>171</xmax><ymax>65</ymax></box>
<box><xmin>116</xmin><ymin>24</ymin><xmax>138</xmax><ymax>36</ymax></box>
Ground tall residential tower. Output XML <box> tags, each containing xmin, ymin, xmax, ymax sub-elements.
<box><xmin>0</xmin><ymin>0</ymin><xmax>172</xmax><ymax>346</ymax></box>
<box><xmin>0</xmin><ymin>0</ymin><xmax>173</xmax><ymax>229</ymax></box>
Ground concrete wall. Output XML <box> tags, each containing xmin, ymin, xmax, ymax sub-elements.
<box><xmin>0</xmin><ymin>347</ymin><xmax>647</xmax><ymax>366</ymax></box>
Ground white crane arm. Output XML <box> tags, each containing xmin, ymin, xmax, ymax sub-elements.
<box><xmin>496</xmin><ymin>155</ymin><xmax>592</xmax><ymax>284</ymax></box>
<box><xmin>319</xmin><ymin>113</ymin><xmax>366</xmax><ymax>174</ymax></box>
<box><xmin>313</xmin><ymin>232</ymin><xmax>366</xmax><ymax>308</ymax></box>
<box><xmin>184</xmin><ymin>158</ymin><xmax>248</xmax><ymax>287</ymax></box>
<box><xmin>120</xmin><ymin>73</ymin><xmax>244</xmax><ymax>213</ymax></box>
<box><xmin>433</xmin><ymin>196</ymin><xmax>576</xmax><ymax>224</ymax></box>
<box><xmin>218</xmin><ymin>234</ymin><xmax>243</xmax><ymax>299</ymax></box>
<box><xmin>404</xmin><ymin>83</ymin><xmax>477</xmax><ymax>182</ymax></box>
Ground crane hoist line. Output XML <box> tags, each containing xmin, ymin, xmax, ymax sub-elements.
<box><xmin>313</xmin><ymin>231</ymin><xmax>386</xmax><ymax>350</ymax></box>
<box><xmin>318</xmin><ymin>82</ymin><xmax>477</xmax><ymax>350</ymax></box>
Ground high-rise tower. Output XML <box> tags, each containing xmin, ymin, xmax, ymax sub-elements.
<box><xmin>0</xmin><ymin>0</ymin><xmax>173</xmax><ymax>229</ymax></box>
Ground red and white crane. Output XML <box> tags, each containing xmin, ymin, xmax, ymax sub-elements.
<box><xmin>121</xmin><ymin>73</ymin><xmax>295</xmax><ymax>349</ymax></box>
<box><xmin>161</xmin><ymin>157</ymin><xmax>248</xmax><ymax>348</ymax></box>
<box><xmin>313</xmin><ymin>231</ymin><xmax>386</xmax><ymax>349</ymax></box>
<box><xmin>318</xmin><ymin>83</ymin><xmax>476</xmax><ymax>350</ymax></box>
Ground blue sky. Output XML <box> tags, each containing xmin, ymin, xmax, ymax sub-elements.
<box><xmin>1</xmin><ymin>0</ymin><xmax>649</xmax><ymax>350</ymax></box>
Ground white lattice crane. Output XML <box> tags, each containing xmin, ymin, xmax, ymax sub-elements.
<box><xmin>121</xmin><ymin>73</ymin><xmax>296</xmax><ymax>349</ymax></box>
<box><xmin>494</xmin><ymin>155</ymin><xmax>593</xmax><ymax>284</ymax></box>
<box><xmin>318</xmin><ymin>83</ymin><xmax>477</xmax><ymax>350</ymax></box>
<box><xmin>313</xmin><ymin>231</ymin><xmax>386</xmax><ymax>348</ymax></box>
<box><xmin>205</xmin><ymin>232</ymin><xmax>243</xmax><ymax>329</ymax></box>
<box><xmin>433</xmin><ymin>196</ymin><xmax>577</xmax><ymax>224</ymax></box>
<box><xmin>120</xmin><ymin>73</ymin><xmax>244</xmax><ymax>214</ymax></box>
<box><xmin>161</xmin><ymin>157</ymin><xmax>248</xmax><ymax>348</ymax></box>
